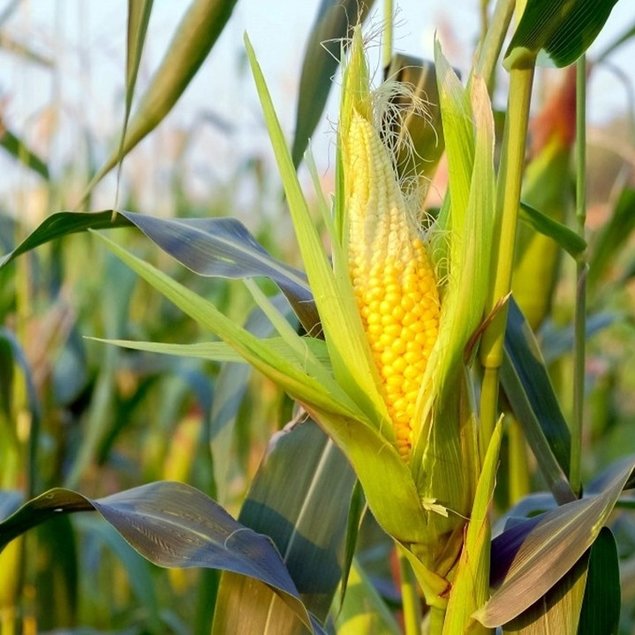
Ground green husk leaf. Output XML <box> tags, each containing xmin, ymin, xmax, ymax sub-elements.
<box><xmin>245</xmin><ymin>32</ymin><xmax>391</xmax><ymax>432</ymax></box>
<box><xmin>93</xmin><ymin>231</ymin><xmax>356</xmax><ymax>420</ymax></box>
<box><xmin>443</xmin><ymin>419</ymin><xmax>503</xmax><ymax>634</ymax></box>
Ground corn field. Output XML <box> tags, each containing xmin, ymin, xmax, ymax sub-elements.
<box><xmin>1</xmin><ymin>1</ymin><xmax>635</xmax><ymax>633</ymax></box>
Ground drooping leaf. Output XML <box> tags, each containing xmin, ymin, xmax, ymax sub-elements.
<box><xmin>214</xmin><ymin>419</ymin><xmax>355</xmax><ymax>632</ymax></box>
<box><xmin>0</xmin><ymin>481</ymin><xmax>315</xmax><ymax>631</ymax></box>
<box><xmin>476</xmin><ymin>457</ymin><xmax>634</xmax><ymax>626</ymax></box>
<box><xmin>291</xmin><ymin>0</ymin><xmax>375</xmax><ymax>167</ymax></box>
<box><xmin>89</xmin><ymin>0</ymin><xmax>238</xmax><ymax>188</ymax></box>
<box><xmin>0</xmin><ymin>210</ymin><xmax>319</xmax><ymax>332</ymax></box>
<box><xmin>502</xmin><ymin>299</ymin><xmax>575</xmax><ymax>504</ymax></box>
<box><xmin>504</xmin><ymin>0</ymin><xmax>621</xmax><ymax>69</ymax></box>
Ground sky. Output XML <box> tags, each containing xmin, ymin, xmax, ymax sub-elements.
<box><xmin>0</xmin><ymin>0</ymin><xmax>634</xmax><ymax>211</ymax></box>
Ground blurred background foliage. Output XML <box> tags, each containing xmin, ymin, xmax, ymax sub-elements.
<box><xmin>0</xmin><ymin>0</ymin><xmax>634</xmax><ymax>633</ymax></box>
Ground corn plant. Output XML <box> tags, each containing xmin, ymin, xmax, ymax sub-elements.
<box><xmin>1</xmin><ymin>0</ymin><xmax>635</xmax><ymax>633</ymax></box>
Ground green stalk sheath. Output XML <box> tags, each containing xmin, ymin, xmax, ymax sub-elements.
<box><xmin>398</xmin><ymin>548</ymin><xmax>422</xmax><ymax>635</ymax></box>
<box><xmin>571</xmin><ymin>56</ymin><xmax>587</xmax><ymax>495</ymax></box>
<box><xmin>479</xmin><ymin>66</ymin><xmax>535</xmax><ymax>453</ymax></box>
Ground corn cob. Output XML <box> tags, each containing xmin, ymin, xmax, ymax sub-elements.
<box><xmin>346</xmin><ymin>109</ymin><xmax>440</xmax><ymax>457</ymax></box>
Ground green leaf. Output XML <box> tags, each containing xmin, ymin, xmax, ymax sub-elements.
<box><xmin>93</xmin><ymin>231</ymin><xmax>359</xmax><ymax>422</ymax></box>
<box><xmin>114</xmin><ymin>0</ymin><xmax>154</xmax><ymax>183</ymax></box>
<box><xmin>291</xmin><ymin>0</ymin><xmax>375</xmax><ymax>167</ymax></box>
<box><xmin>0</xmin><ymin>481</ymin><xmax>315</xmax><ymax>632</ymax></box>
<box><xmin>246</xmin><ymin>33</ymin><xmax>390</xmax><ymax>430</ymax></box>
<box><xmin>501</xmin><ymin>552</ymin><xmax>588</xmax><ymax>634</ymax></box>
<box><xmin>519</xmin><ymin>201</ymin><xmax>586</xmax><ymax>258</ymax></box>
<box><xmin>0</xmin><ymin>125</ymin><xmax>49</xmax><ymax>180</ymax></box>
<box><xmin>502</xmin><ymin>299</ymin><xmax>575</xmax><ymax>504</ymax></box>
<box><xmin>504</xmin><ymin>0</ymin><xmax>621</xmax><ymax>69</ymax></box>
<box><xmin>90</xmin><ymin>0</ymin><xmax>238</xmax><ymax>188</ymax></box>
<box><xmin>0</xmin><ymin>210</ymin><xmax>319</xmax><ymax>332</ymax></box>
<box><xmin>476</xmin><ymin>457</ymin><xmax>634</xmax><ymax>627</ymax></box>
<box><xmin>578</xmin><ymin>527</ymin><xmax>621</xmax><ymax>635</ymax></box>
<box><xmin>214</xmin><ymin>419</ymin><xmax>355</xmax><ymax>631</ymax></box>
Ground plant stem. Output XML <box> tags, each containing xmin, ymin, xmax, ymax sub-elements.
<box><xmin>473</xmin><ymin>0</ymin><xmax>515</xmax><ymax>90</ymax></box>
<box><xmin>382</xmin><ymin>0</ymin><xmax>393</xmax><ymax>70</ymax></box>
<box><xmin>570</xmin><ymin>56</ymin><xmax>587</xmax><ymax>495</ymax></box>
<box><xmin>398</xmin><ymin>549</ymin><xmax>422</xmax><ymax>635</ymax></box>
<box><xmin>479</xmin><ymin>66</ymin><xmax>535</xmax><ymax>454</ymax></box>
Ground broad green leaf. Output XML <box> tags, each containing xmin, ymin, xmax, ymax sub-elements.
<box><xmin>504</xmin><ymin>0</ymin><xmax>621</xmax><ymax>69</ymax></box>
<box><xmin>578</xmin><ymin>527</ymin><xmax>621</xmax><ymax>635</ymax></box>
<box><xmin>214</xmin><ymin>419</ymin><xmax>355</xmax><ymax>632</ymax></box>
<box><xmin>588</xmin><ymin>187</ymin><xmax>635</xmax><ymax>294</ymax></box>
<box><xmin>519</xmin><ymin>201</ymin><xmax>585</xmax><ymax>258</ymax></box>
<box><xmin>339</xmin><ymin>480</ymin><xmax>365</xmax><ymax>607</ymax></box>
<box><xmin>443</xmin><ymin>420</ymin><xmax>503</xmax><ymax>635</ymax></box>
<box><xmin>0</xmin><ymin>210</ymin><xmax>319</xmax><ymax>332</ymax></box>
<box><xmin>246</xmin><ymin>33</ymin><xmax>391</xmax><ymax>431</ymax></box>
<box><xmin>0</xmin><ymin>481</ymin><xmax>314</xmax><ymax>631</ymax></box>
<box><xmin>475</xmin><ymin>457</ymin><xmax>634</xmax><ymax>626</ymax></box>
<box><xmin>90</xmin><ymin>0</ymin><xmax>238</xmax><ymax>188</ymax></box>
<box><xmin>291</xmin><ymin>0</ymin><xmax>375</xmax><ymax>167</ymax></box>
<box><xmin>0</xmin><ymin>125</ymin><xmax>49</xmax><ymax>180</ymax></box>
<box><xmin>502</xmin><ymin>299</ymin><xmax>575</xmax><ymax>504</ymax></box>
<box><xmin>334</xmin><ymin>560</ymin><xmax>401</xmax><ymax>635</ymax></box>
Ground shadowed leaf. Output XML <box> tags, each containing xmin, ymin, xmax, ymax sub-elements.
<box><xmin>502</xmin><ymin>299</ymin><xmax>574</xmax><ymax>504</ymax></box>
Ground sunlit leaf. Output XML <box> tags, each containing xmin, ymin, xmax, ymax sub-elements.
<box><xmin>504</xmin><ymin>0</ymin><xmax>621</xmax><ymax>69</ymax></box>
<box><xmin>476</xmin><ymin>457</ymin><xmax>634</xmax><ymax>626</ymax></box>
